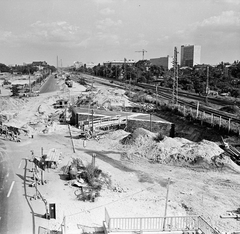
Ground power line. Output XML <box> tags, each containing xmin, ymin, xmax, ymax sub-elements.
<box><xmin>67</xmin><ymin>183</ymin><xmax>158</xmax><ymax>218</ymax></box>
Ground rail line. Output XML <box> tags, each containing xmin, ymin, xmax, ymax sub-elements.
<box><xmin>138</xmin><ymin>83</ymin><xmax>240</xmax><ymax>124</ymax></box>
<box><xmin>71</xmin><ymin>73</ymin><xmax>240</xmax><ymax>125</ymax></box>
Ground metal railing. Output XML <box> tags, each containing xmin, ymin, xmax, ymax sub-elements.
<box><xmin>104</xmin><ymin>209</ymin><xmax>219</xmax><ymax>233</ymax></box>
<box><xmin>107</xmin><ymin>214</ymin><xmax>198</xmax><ymax>231</ymax></box>
<box><xmin>198</xmin><ymin>216</ymin><xmax>221</xmax><ymax>234</ymax></box>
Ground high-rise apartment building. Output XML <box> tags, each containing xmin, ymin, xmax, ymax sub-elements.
<box><xmin>180</xmin><ymin>45</ymin><xmax>201</xmax><ymax>67</ymax></box>
<box><xmin>150</xmin><ymin>56</ymin><xmax>173</xmax><ymax>70</ymax></box>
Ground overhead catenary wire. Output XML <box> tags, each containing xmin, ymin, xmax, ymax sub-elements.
<box><xmin>66</xmin><ymin>182</ymin><xmax>160</xmax><ymax>218</ymax></box>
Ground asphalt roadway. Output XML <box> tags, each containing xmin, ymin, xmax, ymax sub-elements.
<box><xmin>0</xmin><ymin>75</ymin><xmax>59</xmax><ymax>234</ymax></box>
<box><xmin>40</xmin><ymin>75</ymin><xmax>59</xmax><ymax>93</ymax></box>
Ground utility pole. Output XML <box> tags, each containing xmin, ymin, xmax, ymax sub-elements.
<box><xmin>205</xmin><ymin>66</ymin><xmax>209</xmax><ymax>104</ymax></box>
<box><xmin>91</xmin><ymin>109</ymin><xmax>94</xmax><ymax>135</ymax></box>
<box><xmin>172</xmin><ymin>47</ymin><xmax>179</xmax><ymax>104</ymax></box>
<box><xmin>135</xmin><ymin>49</ymin><xmax>147</xmax><ymax>60</ymax></box>
<box><xmin>124</xmin><ymin>58</ymin><xmax>127</xmax><ymax>81</ymax></box>
<box><xmin>57</xmin><ymin>56</ymin><xmax>58</xmax><ymax>72</ymax></box>
<box><xmin>28</xmin><ymin>67</ymin><xmax>31</xmax><ymax>93</ymax></box>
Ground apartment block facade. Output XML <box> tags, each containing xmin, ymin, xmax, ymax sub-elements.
<box><xmin>149</xmin><ymin>56</ymin><xmax>173</xmax><ymax>70</ymax></box>
<box><xmin>180</xmin><ymin>45</ymin><xmax>201</xmax><ymax>67</ymax></box>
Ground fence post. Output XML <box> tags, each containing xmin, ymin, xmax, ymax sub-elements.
<box><xmin>196</xmin><ymin>102</ymin><xmax>199</xmax><ymax>118</ymax></box>
<box><xmin>211</xmin><ymin>114</ymin><xmax>214</xmax><ymax>126</ymax></box>
<box><xmin>92</xmin><ymin>153</ymin><xmax>96</xmax><ymax>167</ymax></box>
<box><xmin>64</xmin><ymin>215</ymin><xmax>67</xmax><ymax>234</ymax></box>
<box><xmin>163</xmin><ymin>178</ymin><xmax>170</xmax><ymax>231</ymax></box>
<box><xmin>228</xmin><ymin>118</ymin><xmax>231</xmax><ymax>132</ymax></box>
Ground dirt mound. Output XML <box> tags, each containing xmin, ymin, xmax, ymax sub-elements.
<box><xmin>121</xmin><ymin>134</ymin><xmax>227</xmax><ymax>169</ymax></box>
<box><xmin>92</xmin><ymin>88</ymin><xmax>133</xmax><ymax>108</ymax></box>
<box><xmin>121</xmin><ymin>128</ymin><xmax>156</xmax><ymax>145</ymax></box>
<box><xmin>0</xmin><ymin>97</ymin><xmax>25</xmax><ymax>111</ymax></box>
<box><xmin>107</xmin><ymin>130</ymin><xmax>130</xmax><ymax>140</ymax></box>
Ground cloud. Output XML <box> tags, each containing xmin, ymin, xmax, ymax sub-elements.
<box><xmin>30</xmin><ymin>21</ymin><xmax>80</xmax><ymax>42</ymax></box>
<box><xmin>213</xmin><ymin>0</ymin><xmax>240</xmax><ymax>4</ymax></box>
<box><xmin>96</xmin><ymin>32</ymin><xmax>120</xmax><ymax>45</ymax></box>
<box><xmin>93</xmin><ymin>0</ymin><xmax>113</xmax><ymax>4</ymax></box>
<box><xmin>165</xmin><ymin>10</ymin><xmax>240</xmax><ymax>44</ymax></box>
<box><xmin>96</xmin><ymin>18</ymin><xmax>122</xmax><ymax>30</ymax></box>
<box><xmin>0</xmin><ymin>21</ymin><xmax>91</xmax><ymax>48</ymax></box>
<box><xmin>196</xmin><ymin>11</ymin><xmax>240</xmax><ymax>29</ymax></box>
<box><xmin>131</xmin><ymin>39</ymin><xmax>149</xmax><ymax>47</ymax></box>
<box><xmin>100</xmin><ymin>7</ymin><xmax>115</xmax><ymax>15</ymax></box>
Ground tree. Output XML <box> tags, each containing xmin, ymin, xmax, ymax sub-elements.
<box><xmin>0</xmin><ymin>63</ymin><xmax>10</xmax><ymax>72</ymax></box>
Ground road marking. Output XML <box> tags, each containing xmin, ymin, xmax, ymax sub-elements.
<box><xmin>7</xmin><ymin>181</ymin><xmax>15</xmax><ymax>198</ymax></box>
<box><xmin>18</xmin><ymin>159</ymin><xmax>22</xmax><ymax>169</ymax></box>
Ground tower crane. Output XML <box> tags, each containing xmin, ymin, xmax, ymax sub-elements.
<box><xmin>135</xmin><ymin>49</ymin><xmax>147</xmax><ymax>60</ymax></box>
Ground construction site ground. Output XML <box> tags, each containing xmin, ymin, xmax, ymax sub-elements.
<box><xmin>1</xmin><ymin>75</ymin><xmax>240</xmax><ymax>233</ymax></box>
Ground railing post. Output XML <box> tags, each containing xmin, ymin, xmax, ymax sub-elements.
<box><xmin>163</xmin><ymin>178</ymin><xmax>170</xmax><ymax>231</ymax></box>
<box><xmin>170</xmin><ymin>217</ymin><xmax>173</xmax><ymax>231</ymax></box>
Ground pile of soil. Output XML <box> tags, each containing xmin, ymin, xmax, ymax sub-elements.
<box><xmin>117</xmin><ymin>128</ymin><xmax>228</xmax><ymax>169</ymax></box>
<box><xmin>121</xmin><ymin>128</ymin><xmax>156</xmax><ymax>144</ymax></box>
<box><xmin>0</xmin><ymin>97</ymin><xmax>25</xmax><ymax>111</ymax></box>
<box><xmin>92</xmin><ymin>88</ymin><xmax>133</xmax><ymax>108</ymax></box>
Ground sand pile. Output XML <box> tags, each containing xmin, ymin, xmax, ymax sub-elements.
<box><xmin>92</xmin><ymin>88</ymin><xmax>133</xmax><ymax>108</ymax></box>
<box><xmin>121</xmin><ymin>128</ymin><xmax>156</xmax><ymax>144</ymax></box>
<box><xmin>116</xmin><ymin>128</ymin><xmax>226</xmax><ymax>169</ymax></box>
<box><xmin>0</xmin><ymin>97</ymin><xmax>25</xmax><ymax>111</ymax></box>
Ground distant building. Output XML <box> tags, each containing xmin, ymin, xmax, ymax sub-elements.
<box><xmin>32</xmin><ymin>61</ymin><xmax>48</xmax><ymax>67</ymax></box>
<box><xmin>85</xmin><ymin>62</ymin><xmax>98</xmax><ymax>69</ymax></box>
<box><xmin>31</xmin><ymin>61</ymin><xmax>48</xmax><ymax>70</ymax></box>
<box><xmin>103</xmin><ymin>60</ymin><xmax>135</xmax><ymax>67</ymax></box>
<box><xmin>73</xmin><ymin>61</ymin><xmax>83</xmax><ymax>69</ymax></box>
<box><xmin>150</xmin><ymin>56</ymin><xmax>173</xmax><ymax>70</ymax></box>
<box><xmin>180</xmin><ymin>45</ymin><xmax>201</xmax><ymax>67</ymax></box>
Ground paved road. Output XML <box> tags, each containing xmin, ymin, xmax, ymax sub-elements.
<box><xmin>0</xmin><ymin>75</ymin><xmax>61</xmax><ymax>234</ymax></box>
<box><xmin>40</xmin><ymin>75</ymin><xmax>59</xmax><ymax>93</ymax></box>
<box><xmin>0</xmin><ymin>140</ymin><xmax>28</xmax><ymax>234</ymax></box>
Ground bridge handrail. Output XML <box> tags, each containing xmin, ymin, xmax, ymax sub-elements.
<box><xmin>107</xmin><ymin>215</ymin><xmax>199</xmax><ymax>232</ymax></box>
<box><xmin>104</xmin><ymin>209</ymin><xmax>219</xmax><ymax>233</ymax></box>
<box><xmin>198</xmin><ymin>216</ymin><xmax>221</xmax><ymax>234</ymax></box>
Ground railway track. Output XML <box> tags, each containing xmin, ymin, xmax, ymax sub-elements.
<box><xmin>71</xmin><ymin>73</ymin><xmax>240</xmax><ymax>125</ymax></box>
<box><xmin>138</xmin><ymin>83</ymin><xmax>240</xmax><ymax>124</ymax></box>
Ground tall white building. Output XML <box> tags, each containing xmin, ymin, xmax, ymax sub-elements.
<box><xmin>150</xmin><ymin>56</ymin><xmax>173</xmax><ymax>70</ymax></box>
<box><xmin>180</xmin><ymin>45</ymin><xmax>201</xmax><ymax>67</ymax></box>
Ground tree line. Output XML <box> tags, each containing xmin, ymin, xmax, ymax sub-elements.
<box><xmin>72</xmin><ymin>60</ymin><xmax>240</xmax><ymax>98</ymax></box>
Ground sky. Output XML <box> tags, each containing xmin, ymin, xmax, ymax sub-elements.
<box><xmin>0</xmin><ymin>0</ymin><xmax>240</xmax><ymax>67</ymax></box>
